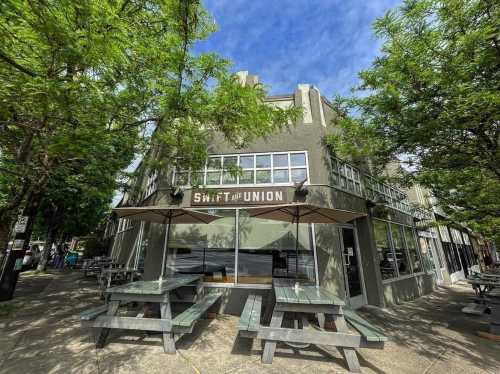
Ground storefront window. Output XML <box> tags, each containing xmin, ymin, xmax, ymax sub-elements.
<box><xmin>404</xmin><ymin>227</ymin><xmax>422</xmax><ymax>273</ymax></box>
<box><xmin>419</xmin><ymin>237</ymin><xmax>435</xmax><ymax>273</ymax></box>
<box><xmin>389</xmin><ymin>223</ymin><xmax>411</xmax><ymax>276</ymax></box>
<box><xmin>373</xmin><ymin>220</ymin><xmax>397</xmax><ymax>280</ymax></box>
<box><xmin>438</xmin><ymin>225</ymin><xmax>461</xmax><ymax>273</ymax></box>
<box><xmin>166</xmin><ymin>209</ymin><xmax>236</xmax><ymax>283</ymax></box>
<box><xmin>237</xmin><ymin>210</ymin><xmax>315</xmax><ymax>284</ymax></box>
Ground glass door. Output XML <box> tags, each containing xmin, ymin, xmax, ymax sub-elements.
<box><xmin>339</xmin><ymin>226</ymin><xmax>366</xmax><ymax>309</ymax></box>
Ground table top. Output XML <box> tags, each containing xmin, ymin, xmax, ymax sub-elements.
<box><xmin>101</xmin><ymin>268</ymin><xmax>137</xmax><ymax>274</ymax></box>
<box><xmin>105</xmin><ymin>274</ymin><xmax>202</xmax><ymax>295</ymax></box>
<box><xmin>273</xmin><ymin>278</ymin><xmax>345</xmax><ymax>306</ymax></box>
<box><xmin>467</xmin><ymin>278</ymin><xmax>500</xmax><ymax>286</ymax></box>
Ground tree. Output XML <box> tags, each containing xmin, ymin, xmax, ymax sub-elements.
<box><xmin>0</xmin><ymin>0</ymin><xmax>299</xmax><ymax>258</ymax></box>
<box><xmin>327</xmin><ymin>0</ymin><xmax>499</xmax><ymax>244</ymax></box>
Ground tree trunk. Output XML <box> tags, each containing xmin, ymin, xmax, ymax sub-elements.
<box><xmin>37</xmin><ymin>224</ymin><xmax>58</xmax><ymax>273</ymax></box>
<box><xmin>0</xmin><ymin>187</ymin><xmax>46</xmax><ymax>300</ymax></box>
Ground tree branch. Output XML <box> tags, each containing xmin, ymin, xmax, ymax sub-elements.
<box><xmin>0</xmin><ymin>50</ymin><xmax>38</xmax><ymax>77</ymax></box>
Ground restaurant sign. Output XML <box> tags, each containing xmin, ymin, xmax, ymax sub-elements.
<box><xmin>191</xmin><ymin>187</ymin><xmax>288</xmax><ymax>206</ymax></box>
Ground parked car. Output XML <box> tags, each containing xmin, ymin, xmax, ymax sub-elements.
<box><xmin>22</xmin><ymin>245</ymin><xmax>41</xmax><ymax>270</ymax></box>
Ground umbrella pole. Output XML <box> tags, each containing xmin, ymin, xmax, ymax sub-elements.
<box><xmin>295</xmin><ymin>207</ymin><xmax>299</xmax><ymax>281</ymax></box>
<box><xmin>159</xmin><ymin>215</ymin><xmax>172</xmax><ymax>282</ymax></box>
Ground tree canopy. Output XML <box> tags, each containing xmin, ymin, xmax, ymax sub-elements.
<box><xmin>0</xmin><ymin>0</ymin><xmax>299</xmax><ymax>252</ymax></box>
<box><xmin>327</xmin><ymin>0</ymin><xmax>499</xmax><ymax>243</ymax></box>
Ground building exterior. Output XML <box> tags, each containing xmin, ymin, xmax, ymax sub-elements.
<box><xmin>405</xmin><ymin>184</ymin><xmax>482</xmax><ymax>284</ymax></box>
<box><xmin>109</xmin><ymin>72</ymin><xmax>438</xmax><ymax>314</ymax></box>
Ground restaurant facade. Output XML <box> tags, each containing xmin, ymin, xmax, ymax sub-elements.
<box><xmin>109</xmin><ymin>72</ymin><xmax>437</xmax><ymax>313</ymax></box>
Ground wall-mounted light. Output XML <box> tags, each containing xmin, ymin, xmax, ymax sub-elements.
<box><xmin>366</xmin><ymin>195</ymin><xmax>387</xmax><ymax>209</ymax></box>
<box><xmin>294</xmin><ymin>178</ymin><xmax>309</xmax><ymax>197</ymax></box>
<box><xmin>170</xmin><ymin>186</ymin><xmax>184</xmax><ymax>200</ymax></box>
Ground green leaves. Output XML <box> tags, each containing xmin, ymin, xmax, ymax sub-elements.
<box><xmin>330</xmin><ymin>0</ymin><xmax>500</xmax><ymax>244</ymax></box>
<box><xmin>0</xmin><ymin>0</ymin><xmax>300</xmax><ymax>243</ymax></box>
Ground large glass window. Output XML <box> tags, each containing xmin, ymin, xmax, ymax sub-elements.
<box><xmin>237</xmin><ymin>210</ymin><xmax>315</xmax><ymax>284</ymax></box>
<box><xmin>166</xmin><ymin>209</ymin><xmax>236</xmax><ymax>283</ymax></box>
<box><xmin>419</xmin><ymin>237</ymin><xmax>436</xmax><ymax>274</ymax></box>
<box><xmin>374</xmin><ymin>220</ymin><xmax>425</xmax><ymax>280</ymax></box>
<box><xmin>404</xmin><ymin>227</ymin><xmax>422</xmax><ymax>273</ymax></box>
<box><xmin>173</xmin><ymin>151</ymin><xmax>309</xmax><ymax>186</ymax></box>
<box><xmin>438</xmin><ymin>225</ymin><xmax>461</xmax><ymax>273</ymax></box>
<box><xmin>390</xmin><ymin>223</ymin><xmax>411</xmax><ymax>276</ymax></box>
<box><xmin>373</xmin><ymin>220</ymin><xmax>397</xmax><ymax>280</ymax></box>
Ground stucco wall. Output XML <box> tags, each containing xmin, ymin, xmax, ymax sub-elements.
<box><xmin>382</xmin><ymin>273</ymin><xmax>435</xmax><ymax>305</ymax></box>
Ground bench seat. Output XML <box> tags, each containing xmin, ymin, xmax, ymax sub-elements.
<box><xmin>80</xmin><ymin>304</ymin><xmax>108</xmax><ymax>321</ymax></box>
<box><xmin>343</xmin><ymin>309</ymin><xmax>387</xmax><ymax>342</ymax></box>
<box><xmin>238</xmin><ymin>294</ymin><xmax>262</xmax><ymax>337</ymax></box>
<box><xmin>172</xmin><ymin>293</ymin><xmax>221</xmax><ymax>333</ymax></box>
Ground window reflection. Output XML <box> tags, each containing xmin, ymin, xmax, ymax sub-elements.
<box><xmin>390</xmin><ymin>224</ymin><xmax>411</xmax><ymax>276</ymax></box>
<box><xmin>373</xmin><ymin>220</ymin><xmax>397</xmax><ymax>279</ymax></box>
<box><xmin>166</xmin><ymin>209</ymin><xmax>235</xmax><ymax>282</ymax></box>
<box><xmin>238</xmin><ymin>210</ymin><xmax>315</xmax><ymax>284</ymax></box>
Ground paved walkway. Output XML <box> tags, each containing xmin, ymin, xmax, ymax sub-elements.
<box><xmin>0</xmin><ymin>270</ymin><xmax>499</xmax><ymax>374</ymax></box>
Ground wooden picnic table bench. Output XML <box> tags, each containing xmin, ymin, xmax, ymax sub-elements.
<box><xmin>79</xmin><ymin>275</ymin><xmax>221</xmax><ymax>353</ymax></box>
<box><xmin>238</xmin><ymin>279</ymin><xmax>386</xmax><ymax>373</ymax></box>
<box><xmin>465</xmin><ymin>277</ymin><xmax>500</xmax><ymax>336</ymax></box>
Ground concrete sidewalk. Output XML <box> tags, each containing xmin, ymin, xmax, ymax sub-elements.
<box><xmin>0</xmin><ymin>271</ymin><xmax>499</xmax><ymax>374</ymax></box>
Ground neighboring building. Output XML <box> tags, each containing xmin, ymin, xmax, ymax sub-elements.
<box><xmin>405</xmin><ymin>184</ymin><xmax>482</xmax><ymax>284</ymax></box>
<box><xmin>109</xmin><ymin>72</ymin><xmax>437</xmax><ymax>313</ymax></box>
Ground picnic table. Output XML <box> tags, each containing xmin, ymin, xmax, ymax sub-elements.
<box><xmin>82</xmin><ymin>257</ymin><xmax>113</xmax><ymax>277</ymax></box>
<box><xmin>466</xmin><ymin>277</ymin><xmax>499</xmax><ymax>298</ymax></box>
<box><xmin>80</xmin><ymin>275</ymin><xmax>221</xmax><ymax>353</ymax></box>
<box><xmin>98</xmin><ymin>267</ymin><xmax>138</xmax><ymax>292</ymax></box>
<box><xmin>465</xmin><ymin>277</ymin><xmax>500</xmax><ymax>336</ymax></box>
<box><xmin>239</xmin><ymin>279</ymin><xmax>386</xmax><ymax>373</ymax></box>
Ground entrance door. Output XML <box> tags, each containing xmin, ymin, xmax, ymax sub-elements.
<box><xmin>340</xmin><ymin>226</ymin><xmax>366</xmax><ymax>309</ymax></box>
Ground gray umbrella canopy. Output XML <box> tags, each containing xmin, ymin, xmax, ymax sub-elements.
<box><xmin>113</xmin><ymin>206</ymin><xmax>222</xmax><ymax>280</ymax></box>
<box><xmin>113</xmin><ymin>206</ymin><xmax>221</xmax><ymax>225</ymax></box>
<box><xmin>246</xmin><ymin>203</ymin><xmax>367</xmax><ymax>280</ymax></box>
<box><xmin>246</xmin><ymin>203</ymin><xmax>366</xmax><ymax>224</ymax></box>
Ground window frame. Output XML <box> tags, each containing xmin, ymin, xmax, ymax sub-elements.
<box><xmin>172</xmin><ymin>151</ymin><xmax>310</xmax><ymax>187</ymax></box>
<box><xmin>373</xmin><ymin>218</ymin><xmax>426</xmax><ymax>283</ymax></box>
<box><xmin>144</xmin><ymin>169</ymin><xmax>159</xmax><ymax>199</ymax></box>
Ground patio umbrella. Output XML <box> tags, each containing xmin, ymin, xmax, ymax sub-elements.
<box><xmin>246</xmin><ymin>203</ymin><xmax>367</xmax><ymax>280</ymax></box>
<box><xmin>113</xmin><ymin>206</ymin><xmax>222</xmax><ymax>281</ymax></box>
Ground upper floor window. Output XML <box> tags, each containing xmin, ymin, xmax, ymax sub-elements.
<box><xmin>173</xmin><ymin>151</ymin><xmax>309</xmax><ymax>187</ymax></box>
<box><xmin>330</xmin><ymin>157</ymin><xmax>362</xmax><ymax>195</ymax></box>
<box><xmin>365</xmin><ymin>175</ymin><xmax>411</xmax><ymax>214</ymax></box>
<box><xmin>145</xmin><ymin>170</ymin><xmax>158</xmax><ymax>198</ymax></box>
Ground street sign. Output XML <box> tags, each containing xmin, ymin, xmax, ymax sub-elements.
<box><xmin>14</xmin><ymin>216</ymin><xmax>29</xmax><ymax>233</ymax></box>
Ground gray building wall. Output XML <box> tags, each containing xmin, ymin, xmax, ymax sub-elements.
<box><xmin>113</xmin><ymin>75</ymin><xmax>436</xmax><ymax>313</ymax></box>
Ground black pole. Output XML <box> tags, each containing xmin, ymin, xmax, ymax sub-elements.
<box><xmin>295</xmin><ymin>206</ymin><xmax>299</xmax><ymax>281</ymax></box>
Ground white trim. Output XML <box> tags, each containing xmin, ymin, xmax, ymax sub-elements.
<box><xmin>173</xmin><ymin>150</ymin><xmax>310</xmax><ymax>188</ymax></box>
<box><xmin>311</xmin><ymin>223</ymin><xmax>319</xmax><ymax>287</ymax></box>
<box><xmin>382</xmin><ymin>271</ymin><xmax>428</xmax><ymax>284</ymax></box>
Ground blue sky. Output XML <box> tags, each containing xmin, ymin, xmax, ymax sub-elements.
<box><xmin>196</xmin><ymin>0</ymin><xmax>402</xmax><ymax>98</ymax></box>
